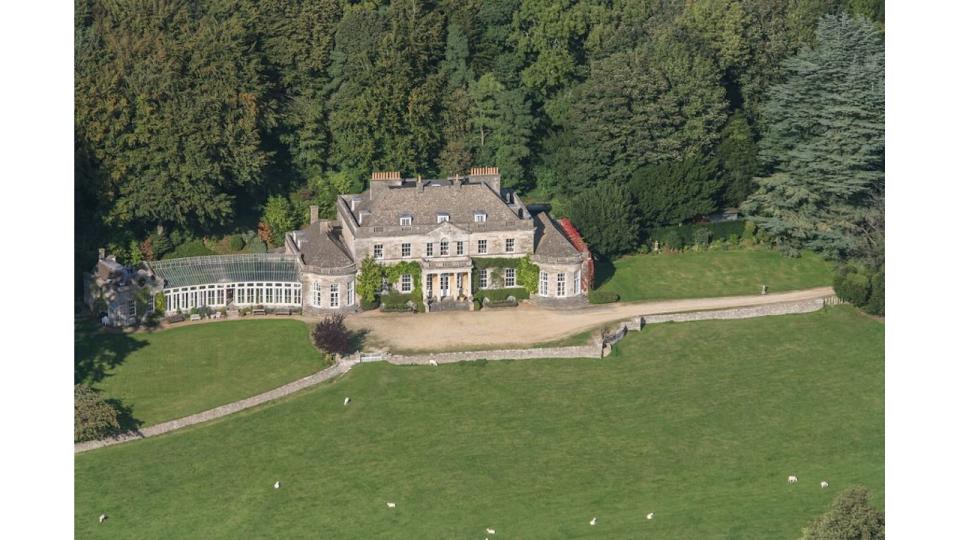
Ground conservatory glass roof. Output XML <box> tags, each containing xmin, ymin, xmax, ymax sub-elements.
<box><xmin>147</xmin><ymin>254</ymin><xmax>300</xmax><ymax>289</ymax></box>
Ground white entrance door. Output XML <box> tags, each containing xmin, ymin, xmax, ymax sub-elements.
<box><xmin>439</xmin><ymin>273</ymin><xmax>450</xmax><ymax>298</ymax></box>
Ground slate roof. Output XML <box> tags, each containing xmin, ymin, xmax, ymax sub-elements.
<box><xmin>346</xmin><ymin>180</ymin><xmax>523</xmax><ymax>227</ymax></box>
<box><xmin>296</xmin><ymin>221</ymin><xmax>355</xmax><ymax>268</ymax></box>
<box><xmin>533</xmin><ymin>212</ymin><xmax>581</xmax><ymax>259</ymax></box>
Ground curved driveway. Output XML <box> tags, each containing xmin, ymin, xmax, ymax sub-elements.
<box><xmin>345</xmin><ymin>287</ymin><xmax>835</xmax><ymax>352</ymax></box>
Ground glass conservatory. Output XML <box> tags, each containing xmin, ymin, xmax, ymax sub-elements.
<box><xmin>147</xmin><ymin>254</ymin><xmax>302</xmax><ymax>313</ymax></box>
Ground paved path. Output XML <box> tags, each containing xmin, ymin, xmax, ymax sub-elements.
<box><xmin>346</xmin><ymin>287</ymin><xmax>835</xmax><ymax>352</ymax></box>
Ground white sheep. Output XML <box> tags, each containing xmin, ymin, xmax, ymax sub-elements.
<box><xmin>486</xmin><ymin>528</ymin><xmax>496</xmax><ymax>534</ymax></box>
<box><xmin>344</xmin><ymin>397</ymin><xmax>351</xmax><ymax>406</ymax></box>
<box><xmin>429</xmin><ymin>359</ymin><xmax>438</xmax><ymax>367</ymax></box>
<box><xmin>646</xmin><ymin>512</ymin><xmax>655</xmax><ymax>520</ymax></box>
<box><xmin>99</xmin><ymin>514</ymin><xmax>107</xmax><ymax>524</ymax></box>
<box><xmin>274</xmin><ymin>481</ymin><xmax>281</xmax><ymax>489</ymax></box>
<box><xmin>386</xmin><ymin>502</ymin><xmax>396</xmax><ymax>509</ymax></box>
<box><xmin>788</xmin><ymin>475</ymin><xmax>798</xmax><ymax>484</ymax></box>
<box><xmin>820</xmin><ymin>480</ymin><xmax>829</xmax><ymax>489</ymax></box>
<box><xmin>590</xmin><ymin>517</ymin><xmax>597</xmax><ymax>526</ymax></box>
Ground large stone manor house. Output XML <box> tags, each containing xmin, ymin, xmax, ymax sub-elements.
<box><xmin>86</xmin><ymin>168</ymin><xmax>592</xmax><ymax>324</ymax></box>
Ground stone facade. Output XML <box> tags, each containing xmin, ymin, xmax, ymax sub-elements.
<box><xmin>286</xmin><ymin>167</ymin><xmax>592</xmax><ymax>312</ymax></box>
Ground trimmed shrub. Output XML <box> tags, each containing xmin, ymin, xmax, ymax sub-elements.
<box><xmin>743</xmin><ymin>220</ymin><xmax>756</xmax><ymax>241</ymax></box>
<box><xmin>476</xmin><ymin>287</ymin><xmax>529</xmax><ymax>304</ymax></box>
<box><xmin>164</xmin><ymin>239</ymin><xmax>214</xmax><ymax>259</ymax></box>
<box><xmin>638</xmin><ymin>244</ymin><xmax>650</xmax><ymax>254</ymax></box>
<box><xmin>243</xmin><ymin>237</ymin><xmax>267</xmax><ymax>253</ymax></box>
<box><xmin>381</xmin><ymin>291</ymin><xmax>416</xmax><ymax>312</ymax></box>
<box><xmin>227</xmin><ymin>234</ymin><xmax>245</xmax><ymax>252</ymax></box>
<box><xmin>660</xmin><ymin>229</ymin><xmax>684</xmax><ymax>250</ymax></box>
<box><xmin>75</xmin><ymin>384</ymin><xmax>121</xmax><ymax>442</ymax></box>
<box><xmin>643</xmin><ymin>219</ymin><xmax>746</xmax><ymax>249</ymax></box>
<box><xmin>360</xmin><ymin>297</ymin><xmax>380</xmax><ymax>311</ymax></box>
<box><xmin>834</xmin><ymin>268</ymin><xmax>872</xmax><ymax>306</ymax></box>
<box><xmin>588</xmin><ymin>291</ymin><xmax>620</xmax><ymax>304</ymax></box>
<box><xmin>311</xmin><ymin>314</ymin><xmax>351</xmax><ymax>355</ymax></box>
<box><xmin>693</xmin><ymin>227</ymin><xmax>712</xmax><ymax>246</ymax></box>
<box><xmin>864</xmin><ymin>272</ymin><xmax>884</xmax><ymax>316</ymax></box>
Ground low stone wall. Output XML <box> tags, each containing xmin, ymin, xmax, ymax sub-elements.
<box><xmin>387</xmin><ymin>342</ymin><xmax>603</xmax><ymax>365</ymax></box>
<box><xmin>75</xmin><ymin>358</ymin><xmax>358</xmax><ymax>454</ymax></box>
<box><xmin>625</xmin><ymin>298</ymin><xmax>825</xmax><ymax>329</ymax></box>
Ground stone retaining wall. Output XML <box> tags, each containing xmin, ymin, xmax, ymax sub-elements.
<box><xmin>625</xmin><ymin>298</ymin><xmax>825</xmax><ymax>329</ymax></box>
<box><xmin>386</xmin><ymin>342</ymin><xmax>603</xmax><ymax>365</ymax></box>
<box><xmin>75</xmin><ymin>358</ymin><xmax>358</xmax><ymax>454</ymax></box>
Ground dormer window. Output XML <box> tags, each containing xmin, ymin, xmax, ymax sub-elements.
<box><xmin>399</xmin><ymin>215</ymin><xmax>412</xmax><ymax>226</ymax></box>
<box><xmin>474</xmin><ymin>212</ymin><xmax>487</xmax><ymax>223</ymax></box>
<box><xmin>437</xmin><ymin>212</ymin><xmax>450</xmax><ymax>223</ymax></box>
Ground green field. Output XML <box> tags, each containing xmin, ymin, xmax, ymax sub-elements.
<box><xmin>75</xmin><ymin>307</ymin><xmax>883</xmax><ymax>538</ymax></box>
<box><xmin>596</xmin><ymin>249</ymin><xmax>834</xmax><ymax>302</ymax></box>
<box><xmin>75</xmin><ymin>320</ymin><xmax>329</xmax><ymax>427</ymax></box>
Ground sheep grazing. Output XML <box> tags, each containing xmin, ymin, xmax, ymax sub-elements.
<box><xmin>344</xmin><ymin>397</ymin><xmax>351</xmax><ymax>406</ymax></box>
<box><xmin>788</xmin><ymin>475</ymin><xmax>798</xmax><ymax>484</ymax></box>
<box><xmin>646</xmin><ymin>512</ymin><xmax>655</xmax><ymax>520</ymax></box>
<box><xmin>485</xmin><ymin>528</ymin><xmax>496</xmax><ymax>535</ymax></box>
<box><xmin>386</xmin><ymin>502</ymin><xmax>396</xmax><ymax>509</ymax></box>
<box><xmin>590</xmin><ymin>517</ymin><xmax>597</xmax><ymax>526</ymax></box>
<box><xmin>820</xmin><ymin>480</ymin><xmax>829</xmax><ymax>489</ymax></box>
<box><xmin>429</xmin><ymin>359</ymin><xmax>438</xmax><ymax>367</ymax></box>
<box><xmin>274</xmin><ymin>481</ymin><xmax>281</xmax><ymax>489</ymax></box>
<box><xmin>98</xmin><ymin>514</ymin><xmax>107</xmax><ymax>525</ymax></box>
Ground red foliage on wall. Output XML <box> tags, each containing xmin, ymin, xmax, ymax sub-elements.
<box><xmin>559</xmin><ymin>218</ymin><xmax>595</xmax><ymax>291</ymax></box>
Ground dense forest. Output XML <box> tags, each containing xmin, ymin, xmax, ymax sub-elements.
<box><xmin>75</xmin><ymin>0</ymin><xmax>884</xmax><ymax>277</ymax></box>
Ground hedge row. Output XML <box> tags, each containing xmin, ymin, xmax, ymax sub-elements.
<box><xmin>641</xmin><ymin>220</ymin><xmax>747</xmax><ymax>249</ymax></box>
<box><xmin>475</xmin><ymin>287</ymin><xmax>529</xmax><ymax>304</ymax></box>
<box><xmin>588</xmin><ymin>291</ymin><xmax>620</xmax><ymax>304</ymax></box>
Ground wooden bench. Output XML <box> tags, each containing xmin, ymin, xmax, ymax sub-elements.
<box><xmin>274</xmin><ymin>307</ymin><xmax>292</xmax><ymax>316</ymax></box>
<box><xmin>252</xmin><ymin>307</ymin><xmax>266</xmax><ymax>316</ymax></box>
<box><xmin>166</xmin><ymin>314</ymin><xmax>185</xmax><ymax>324</ymax></box>
<box><xmin>190</xmin><ymin>314</ymin><xmax>202</xmax><ymax>321</ymax></box>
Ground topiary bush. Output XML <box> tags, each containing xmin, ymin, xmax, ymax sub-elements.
<box><xmin>588</xmin><ymin>291</ymin><xmax>620</xmax><ymax>304</ymax></box>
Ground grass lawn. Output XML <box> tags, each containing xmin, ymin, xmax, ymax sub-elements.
<box><xmin>75</xmin><ymin>320</ymin><xmax>329</xmax><ymax>427</ymax></box>
<box><xmin>596</xmin><ymin>248</ymin><xmax>834</xmax><ymax>302</ymax></box>
<box><xmin>75</xmin><ymin>306</ymin><xmax>882</xmax><ymax>538</ymax></box>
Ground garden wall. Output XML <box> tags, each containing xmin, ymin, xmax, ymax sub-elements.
<box><xmin>625</xmin><ymin>298</ymin><xmax>825</xmax><ymax>329</ymax></box>
<box><xmin>386</xmin><ymin>342</ymin><xmax>603</xmax><ymax>365</ymax></box>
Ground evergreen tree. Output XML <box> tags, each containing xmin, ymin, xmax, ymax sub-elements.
<box><xmin>565</xmin><ymin>183</ymin><xmax>638</xmax><ymax>258</ymax></box>
<box><xmin>743</xmin><ymin>13</ymin><xmax>884</xmax><ymax>258</ymax></box>
<box><xmin>717</xmin><ymin>111</ymin><xmax>760</xmax><ymax>206</ymax></box>
<box><xmin>629</xmin><ymin>157</ymin><xmax>724</xmax><ymax>228</ymax></box>
<box><xmin>563</xmin><ymin>36</ymin><xmax>728</xmax><ymax>193</ymax></box>
<box><xmin>801</xmin><ymin>486</ymin><xmax>884</xmax><ymax>539</ymax></box>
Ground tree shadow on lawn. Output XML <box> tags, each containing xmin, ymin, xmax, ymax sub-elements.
<box><xmin>593</xmin><ymin>257</ymin><xmax>616</xmax><ymax>289</ymax></box>
<box><xmin>105</xmin><ymin>397</ymin><xmax>144</xmax><ymax>434</ymax></box>
<box><xmin>74</xmin><ymin>317</ymin><xmax>148</xmax><ymax>385</ymax></box>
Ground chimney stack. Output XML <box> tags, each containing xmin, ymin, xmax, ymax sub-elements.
<box><xmin>310</xmin><ymin>205</ymin><xmax>319</xmax><ymax>225</ymax></box>
<box><xmin>469</xmin><ymin>166</ymin><xmax>501</xmax><ymax>197</ymax></box>
<box><xmin>370</xmin><ymin>171</ymin><xmax>401</xmax><ymax>199</ymax></box>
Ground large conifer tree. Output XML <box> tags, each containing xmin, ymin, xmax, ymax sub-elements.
<box><xmin>743</xmin><ymin>13</ymin><xmax>884</xmax><ymax>258</ymax></box>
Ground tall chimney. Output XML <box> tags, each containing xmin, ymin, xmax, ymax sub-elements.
<box><xmin>469</xmin><ymin>166</ymin><xmax>501</xmax><ymax>196</ymax></box>
<box><xmin>310</xmin><ymin>205</ymin><xmax>319</xmax><ymax>225</ymax></box>
<box><xmin>370</xmin><ymin>171</ymin><xmax>401</xmax><ymax>200</ymax></box>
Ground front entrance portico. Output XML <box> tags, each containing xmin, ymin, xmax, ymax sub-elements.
<box><xmin>420</xmin><ymin>257</ymin><xmax>472</xmax><ymax>305</ymax></box>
